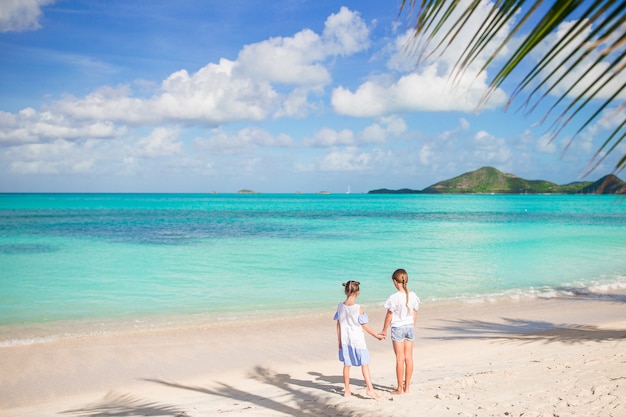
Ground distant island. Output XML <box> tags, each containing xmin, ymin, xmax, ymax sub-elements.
<box><xmin>369</xmin><ymin>166</ymin><xmax>626</xmax><ymax>195</ymax></box>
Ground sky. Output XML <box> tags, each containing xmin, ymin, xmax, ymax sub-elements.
<box><xmin>0</xmin><ymin>0</ymin><xmax>624</xmax><ymax>193</ymax></box>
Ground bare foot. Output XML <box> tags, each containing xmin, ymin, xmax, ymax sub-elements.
<box><xmin>390</xmin><ymin>390</ymin><xmax>404</xmax><ymax>395</ymax></box>
<box><xmin>366</xmin><ymin>389</ymin><xmax>381</xmax><ymax>399</ymax></box>
<box><xmin>343</xmin><ymin>390</ymin><xmax>352</xmax><ymax>397</ymax></box>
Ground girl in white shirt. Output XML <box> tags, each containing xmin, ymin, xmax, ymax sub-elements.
<box><xmin>380</xmin><ymin>268</ymin><xmax>420</xmax><ymax>395</ymax></box>
<box><xmin>334</xmin><ymin>280</ymin><xmax>383</xmax><ymax>398</ymax></box>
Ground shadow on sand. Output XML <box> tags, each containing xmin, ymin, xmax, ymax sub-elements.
<box><xmin>426</xmin><ymin>318</ymin><xmax>626</xmax><ymax>344</ymax></box>
<box><xmin>143</xmin><ymin>367</ymin><xmax>392</xmax><ymax>416</ymax></box>
<box><xmin>429</xmin><ymin>318</ymin><xmax>626</xmax><ymax>344</ymax></box>
<box><xmin>62</xmin><ymin>367</ymin><xmax>392</xmax><ymax>417</ymax></box>
<box><xmin>60</xmin><ymin>392</ymin><xmax>187</xmax><ymax>417</ymax></box>
<box><xmin>425</xmin><ymin>290</ymin><xmax>626</xmax><ymax>345</ymax></box>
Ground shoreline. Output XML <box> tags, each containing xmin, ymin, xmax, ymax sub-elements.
<box><xmin>3</xmin><ymin>279</ymin><xmax>625</xmax><ymax>347</ymax></box>
<box><xmin>2</xmin><ymin>289</ymin><xmax>625</xmax><ymax>416</ymax></box>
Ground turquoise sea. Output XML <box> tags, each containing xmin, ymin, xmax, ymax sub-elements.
<box><xmin>1</xmin><ymin>193</ymin><xmax>625</xmax><ymax>345</ymax></box>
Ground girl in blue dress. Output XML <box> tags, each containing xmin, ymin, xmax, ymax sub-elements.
<box><xmin>334</xmin><ymin>280</ymin><xmax>383</xmax><ymax>398</ymax></box>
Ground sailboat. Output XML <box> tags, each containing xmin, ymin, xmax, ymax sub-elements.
<box><xmin>346</xmin><ymin>185</ymin><xmax>351</xmax><ymax>194</ymax></box>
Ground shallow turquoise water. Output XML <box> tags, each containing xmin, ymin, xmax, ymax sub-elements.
<box><xmin>1</xmin><ymin>193</ymin><xmax>625</xmax><ymax>336</ymax></box>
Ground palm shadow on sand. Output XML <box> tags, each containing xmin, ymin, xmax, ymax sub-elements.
<box><xmin>143</xmin><ymin>366</ymin><xmax>391</xmax><ymax>417</ymax></box>
<box><xmin>62</xmin><ymin>367</ymin><xmax>390</xmax><ymax>417</ymax></box>
<box><xmin>60</xmin><ymin>392</ymin><xmax>187</xmax><ymax>417</ymax></box>
<box><xmin>426</xmin><ymin>319</ymin><xmax>626</xmax><ymax>345</ymax></box>
<box><xmin>426</xmin><ymin>291</ymin><xmax>626</xmax><ymax>345</ymax></box>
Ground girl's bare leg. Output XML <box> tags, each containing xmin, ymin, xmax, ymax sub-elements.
<box><xmin>392</xmin><ymin>341</ymin><xmax>406</xmax><ymax>394</ymax></box>
<box><xmin>361</xmin><ymin>364</ymin><xmax>380</xmax><ymax>399</ymax></box>
<box><xmin>403</xmin><ymin>341</ymin><xmax>414</xmax><ymax>393</ymax></box>
<box><xmin>343</xmin><ymin>365</ymin><xmax>352</xmax><ymax>397</ymax></box>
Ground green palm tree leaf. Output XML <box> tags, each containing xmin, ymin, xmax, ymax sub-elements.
<box><xmin>513</xmin><ymin>2</ymin><xmax>611</xmax><ymax>110</ymax></box>
<box><xmin>400</xmin><ymin>0</ymin><xmax>626</xmax><ymax>175</ymax></box>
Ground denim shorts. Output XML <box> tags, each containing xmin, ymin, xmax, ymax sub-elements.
<box><xmin>391</xmin><ymin>324</ymin><xmax>415</xmax><ymax>342</ymax></box>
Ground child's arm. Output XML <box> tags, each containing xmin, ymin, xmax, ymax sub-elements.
<box><xmin>380</xmin><ymin>310</ymin><xmax>392</xmax><ymax>337</ymax></box>
<box><xmin>336</xmin><ymin>320</ymin><xmax>342</xmax><ymax>349</ymax></box>
<box><xmin>362</xmin><ymin>323</ymin><xmax>384</xmax><ymax>340</ymax></box>
<box><xmin>359</xmin><ymin>306</ymin><xmax>384</xmax><ymax>340</ymax></box>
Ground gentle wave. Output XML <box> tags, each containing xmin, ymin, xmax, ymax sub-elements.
<box><xmin>2</xmin><ymin>278</ymin><xmax>625</xmax><ymax>347</ymax></box>
<box><xmin>427</xmin><ymin>276</ymin><xmax>626</xmax><ymax>304</ymax></box>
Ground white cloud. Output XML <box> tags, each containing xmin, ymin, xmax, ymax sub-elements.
<box><xmin>237</xmin><ymin>29</ymin><xmax>329</xmax><ymax>87</ymax></box>
<box><xmin>274</xmin><ymin>87</ymin><xmax>320</xmax><ymax>118</ymax></box>
<box><xmin>55</xmin><ymin>62</ymin><xmax>280</xmax><ymax>125</ymax></box>
<box><xmin>4</xmin><ymin>139</ymin><xmax>94</xmax><ymax>174</ymax></box>
<box><xmin>134</xmin><ymin>127</ymin><xmax>183</xmax><ymax>158</ymax></box>
<box><xmin>360</xmin><ymin>115</ymin><xmax>407</xmax><ymax>143</ymax></box>
<box><xmin>0</xmin><ymin>5</ymin><xmax>376</xmax><ymax>190</ymax></box>
<box><xmin>0</xmin><ymin>108</ymin><xmax>122</xmax><ymax>145</ymax></box>
<box><xmin>304</xmin><ymin>116</ymin><xmax>407</xmax><ymax>148</ymax></box>
<box><xmin>561</xmin><ymin>106</ymin><xmax>626</xmax><ymax>163</ymax></box>
<box><xmin>322</xmin><ymin>6</ymin><xmax>371</xmax><ymax>56</ymax></box>
<box><xmin>419</xmin><ymin>144</ymin><xmax>434</xmax><ymax>165</ymax></box>
<box><xmin>432</xmin><ymin>118</ymin><xmax>471</xmax><ymax>143</ymax></box>
<box><xmin>317</xmin><ymin>147</ymin><xmax>383</xmax><ymax>172</ymax></box>
<box><xmin>24</xmin><ymin>7</ymin><xmax>369</xmax><ymax>132</ymax></box>
<box><xmin>331</xmin><ymin>52</ymin><xmax>508</xmax><ymax>116</ymax></box>
<box><xmin>535</xmin><ymin>133</ymin><xmax>558</xmax><ymax>154</ymax></box>
<box><xmin>402</xmin><ymin>119</ymin><xmax>516</xmax><ymax>174</ymax></box>
<box><xmin>331</xmin><ymin>0</ymin><xmax>511</xmax><ymax>117</ymax></box>
<box><xmin>471</xmin><ymin>130</ymin><xmax>513</xmax><ymax>167</ymax></box>
<box><xmin>0</xmin><ymin>0</ymin><xmax>54</xmax><ymax>32</ymax></box>
<box><xmin>303</xmin><ymin>128</ymin><xmax>354</xmax><ymax>147</ymax></box>
<box><xmin>195</xmin><ymin>127</ymin><xmax>293</xmax><ymax>155</ymax></box>
<box><xmin>360</xmin><ymin>123</ymin><xmax>386</xmax><ymax>144</ymax></box>
<box><xmin>31</xmin><ymin>7</ymin><xmax>371</xmax><ymax>130</ymax></box>
<box><xmin>242</xmin><ymin>7</ymin><xmax>368</xmax><ymax>94</ymax></box>
<box><xmin>472</xmin><ymin>130</ymin><xmax>512</xmax><ymax>163</ymax></box>
<box><xmin>474</xmin><ymin>131</ymin><xmax>508</xmax><ymax>158</ymax></box>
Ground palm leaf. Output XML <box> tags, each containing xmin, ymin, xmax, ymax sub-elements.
<box><xmin>400</xmin><ymin>0</ymin><xmax>626</xmax><ymax>174</ymax></box>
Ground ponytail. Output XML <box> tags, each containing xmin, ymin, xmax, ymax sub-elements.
<box><xmin>392</xmin><ymin>268</ymin><xmax>410</xmax><ymax>310</ymax></box>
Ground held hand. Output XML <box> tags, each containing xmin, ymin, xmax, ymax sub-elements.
<box><xmin>375</xmin><ymin>333</ymin><xmax>385</xmax><ymax>341</ymax></box>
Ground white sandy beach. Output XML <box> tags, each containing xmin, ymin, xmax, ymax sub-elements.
<box><xmin>2</xmin><ymin>291</ymin><xmax>625</xmax><ymax>417</ymax></box>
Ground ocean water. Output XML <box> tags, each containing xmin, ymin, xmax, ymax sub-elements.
<box><xmin>1</xmin><ymin>193</ymin><xmax>625</xmax><ymax>344</ymax></box>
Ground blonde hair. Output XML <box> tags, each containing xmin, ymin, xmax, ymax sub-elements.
<box><xmin>392</xmin><ymin>268</ymin><xmax>410</xmax><ymax>309</ymax></box>
<box><xmin>342</xmin><ymin>280</ymin><xmax>360</xmax><ymax>296</ymax></box>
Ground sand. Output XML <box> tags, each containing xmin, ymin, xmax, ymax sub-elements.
<box><xmin>1</xmin><ymin>290</ymin><xmax>625</xmax><ymax>417</ymax></box>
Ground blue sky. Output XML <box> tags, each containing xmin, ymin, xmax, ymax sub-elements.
<box><xmin>0</xmin><ymin>0</ymin><xmax>623</xmax><ymax>193</ymax></box>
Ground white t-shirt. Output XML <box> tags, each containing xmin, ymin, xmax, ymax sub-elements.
<box><xmin>334</xmin><ymin>302</ymin><xmax>368</xmax><ymax>350</ymax></box>
<box><xmin>384</xmin><ymin>291</ymin><xmax>420</xmax><ymax>328</ymax></box>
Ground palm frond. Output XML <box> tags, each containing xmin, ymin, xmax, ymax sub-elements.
<box><xmin>401</xmin><ymin>0</ymin><xmax>626</xmax><ymax>174</ymax></box>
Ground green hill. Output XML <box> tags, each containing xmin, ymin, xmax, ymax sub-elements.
<box><xmin>369</xmin><ymin>166</ymin><xmax>624</xmax><ymax>194</ymax></box>
<box><xmin>580</xmin><ymin>174</ymin><xmax>626</xmax><ymax>194</ymax></box>
<box><xmin>423</xmin><ymin>166</ymin><xmax>562</xmax><ymax>194</ymax></box>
